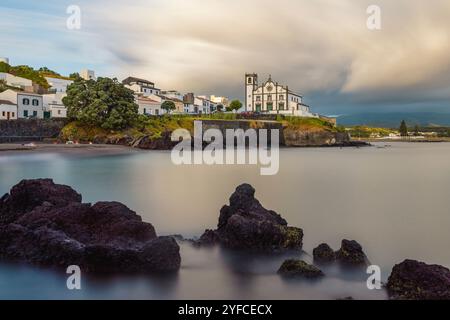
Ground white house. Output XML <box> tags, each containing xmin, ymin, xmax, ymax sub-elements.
<box><xmin>161</xmin><ymin>90</ymin><xmax>183</xmax><ymax>100</ymax></box>
<box><xmin>210</xmin><ymin>95</ymin><xmax>229</xmax><ymax>108</ymax></box>
<box><xmin>245</xmin><ymin>73</ymin><xmax>317</xmax><ymax>117</ymax></box>
<box><xmin>80</xmin><ymin>69</ymin><xmax>96</xmax><ymax>81</ymax></box>
<box><xmin>0</xmin><ymin>89</ymin><xmax>18</xmax><ymax>103</ymax></box>
<box><xmin>0</xmin><ymin>72</ymin><xmax>32</xmax><ymax>89</ymax></box>
<box><xmin>17</xmin><ymin>92</ymin><xmax>44</xmax><ymax>119</ymax></box>
<box><xmin>0</xmin><ymin>100</ymin><xmax>17</xmax><ymax>120</ymax></box>
<box><xmin>122</xmin><ymin>77</ymin><xmax>161</xmax><ymax>96</ymax></box>
<box><xmin>45</xmin><ymin>77</ymin><xmax>73</xmax><ymax>93</ymax></box>
<box><xmin>43</xmin><ymin>92</ymin><xmax>67</xmax><ymax>118</ymax></box>
<box><xmin>195</xmin><ymin>96</ymin><xmax>217</xmax><ymax>114</ymax></box>
<box><xmin>136</xmin><ymin>96</ymin><xmax>165</xmax><ymax>115</ymax></box>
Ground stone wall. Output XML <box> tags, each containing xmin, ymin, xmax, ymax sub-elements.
<box><xmin>0</xmin><ymin>119</ymin><xmax>67</xmax><ymax>143</ymax></box>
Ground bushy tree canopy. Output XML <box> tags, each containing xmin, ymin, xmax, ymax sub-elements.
<box><xmin>227</xmin><ymin>100</ymin><xmax>242</xmax><ymax>112</ymax></box>
<box><xmin>63</xmin><ymin>77</ymin><xmax>138</xmax><ymax>130</ymax></box>
<box><xmin>161</xmin><ymin>100</ymin><xmax>176</xmax><ymax>113</ymax></box>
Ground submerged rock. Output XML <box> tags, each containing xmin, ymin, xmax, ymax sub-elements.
<box><xmin>0</xmin><ymin>179</ymin><xmax>180</xmax><ymax>273</ymax></box>
<box><xmin>278</xmin><ymin>259</ymin><xmax>324</xmax><ymax>278</ymax></box>
<box><xmin>387</xmin><ymin>259</ymin><xmax>450</xmax><ymax>300</ymax></box>
<box><xmin>197</xmin><ymin>184</ymin><xmax>303</xmax><ymax>251</ymax></box>
<box><xmin>336</xmin><ymin>239</ymin><xmax>368</xmax><ymax>265</ymax></box>
<box><xmin>313</xmin><ymin>243</ymin><xmax>336</xmax><ymax>263</ymax></box>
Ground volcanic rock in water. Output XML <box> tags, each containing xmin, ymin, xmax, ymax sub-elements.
<box><xmin>387</xmin><ymin>259</ymin><xmax>450</xmax><ymax>300</ymax></box>
<box><xmin>313</xmin><ymin>243</ymin><xmax>336</xmax><ymax>263</ymax></box>
<box><xmin>335</xmin><ymin>239</ymin><xmax>368</xmax><ymax>265</ymax></box>
<box><xmin>278</xmin><ymin>260</ymin><xmax>324</xmax><ymax>278</ymax></box>
<box><xmin>0</xmin><ymin>179</ymin><xmax>180</xmax><ymax>273</ymax></box>
<box><xmin>197</xmin><ymin>184</ymin><xmax>303</xmax><ymax>251</ymax></box>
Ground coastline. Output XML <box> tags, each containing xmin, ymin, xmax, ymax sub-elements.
<box><xmin>0</xmin><ymin>143</ymin><xmax>140</xmax><ymax>156</ymax></box>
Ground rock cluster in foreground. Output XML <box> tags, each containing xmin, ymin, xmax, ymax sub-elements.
<box><xmin>197</xmin><ymin>184</ymin><xmax>303</xmax><ymax>251</ymax></box>
<box><xmin>0</xmin><ymin>179</ymin><xmax>180</xmax><ymax>273</ymax></box>
<box><xmin>278</xmin><ymin>260</ymin><xmax>324</xmax><ymax>278</ymax></box>
<box><xmin>313</xmin><ymin>240</ymin><xmax>368</xmax><ymax>265</ymax></box>
<box><xmin>387</xmin><ymin>259</ymin><xmax>450</xmax><ymax>300</ymax></box>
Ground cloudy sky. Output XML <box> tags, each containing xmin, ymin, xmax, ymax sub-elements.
<box><xmin>0</xmin><ymin>0</ymin><xmax>449</xmax><ymax>116</ymax></box>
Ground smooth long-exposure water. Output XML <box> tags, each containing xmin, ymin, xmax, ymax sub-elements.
<box><xmin>1</xmin><ymin>142</ymin><xmax>449</xmax><ymax>299</ymax></box>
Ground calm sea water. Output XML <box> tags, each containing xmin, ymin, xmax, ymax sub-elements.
<box><xmin>1</xmin><ymin>142</ymin><xmax>450</xmax><ymax>299</ymax></box>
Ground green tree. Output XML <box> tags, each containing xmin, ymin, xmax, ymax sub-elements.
<box><xmin>227</xmin><ymin>100</ymin><xmax>242</xmax><ymax>112</ymax></box>
<box><xmin>413</xmin><ymin>124</ymin><xmax>420</xmax><ymax>136</ymax></box>
<box><xmin>62</xmin><ymin>77</ymin><xmax>138</xmax><ymax>130</ymax></box>
<box><xmin>399</xmin><ymin>120</ymin><xmax>408</xmax><ymax>137</ymax></box>
<box><xmin>69</xmin><ymin>72</ymin><xmax>81</xmax><ymax>80</ymax></box>
<box><xmin>161</xmin><ymin>100</ymin><xmax>176</xmax><ymax>114</ymax></box>
<box><xmin>38</xmin><ymin>67</ymin><xmax>60</xmax><ymax>76</ymax></box>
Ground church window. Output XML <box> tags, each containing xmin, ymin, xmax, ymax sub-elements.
<box><xmin>279</xmin><ymin>103</ymin><xmax>285</xmax><ymax>110</ymax></box>
<box><xmin>256</xmin><ymin>96</ymin><xmax>261</xmax><ymax>101</ymax></box>
<box><xmin>248</xmin><ymin>77</ymin><xmax>252</xmax><ymax>84</ymax></box>
<box><xmin>267</xmin><ymin>95</ymin><xmax>272</xmax><ymax>101</ymax></box>
<box><xmin>279</xmin><ymin>95</ymin><xmax>284</xmax><ymax>100</ymax></box>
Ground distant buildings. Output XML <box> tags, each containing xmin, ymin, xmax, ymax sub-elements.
<box><xmin>0</xmin><ymin>72</ymin><xmax>33</xmax><ymax>90</ymax></box>
<box><xmin>45</xmin><ymin>77</ymin><xmax>73</xmax><ymax>93</ymax></box>
<box><xmin>245</xmin><ymin>73</ymin><xmax>317</xmax><ymax>117</ymax></box>
<box><xmin>122</xmin><ymin>76</ymin><xmax>161</xmax><ymax>96</ymax></box>
<box><xmin>210</xmin><ymin>95</ymin><xmax>229</xmax><ymax>108</ymax></box>
<box><xmin>80</xmin><ymin>69</ymin><xmax>96</xmax><ymax>81</ymax></box>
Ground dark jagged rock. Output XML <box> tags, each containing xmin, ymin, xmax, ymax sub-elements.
<box><xmin>313</xmin><ymin>243</ymin><xmax>336</xmax><ymax>263</ymax></box>
<box><xmin>336</xmin><ymin>239</ymin><xmax>368</xmax><ymax>265</ymax></box>
<box><xmin>0</xmin><ymin>179</ymin><xmax>81</xmax><ymax>224</ymax></box>
<box><xmin>0</xmin><ymin>179</ymin><xmax>180</xmax><ymax>273</ymax></box>
<box><xmin>197</xmin><ymin>184</ymin><xmax>303</xmax><ymax>251</ymax></box>
<box><xmin>387</xmin><ymin>259</ymin><xmax>450</xmax><ymax>300</ymax></box>
<box><xmin>278</xmin><ymin>260</ymin><xmax>324</xmax><ymax>278</ymax></box>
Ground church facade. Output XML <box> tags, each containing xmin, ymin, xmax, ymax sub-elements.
<box><xmin>245</xmin><ymin>73</ymin><xmax>316</xmax><ymax>117</ymax></box>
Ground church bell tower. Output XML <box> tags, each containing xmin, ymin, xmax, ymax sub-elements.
<box><xmin>245</xmin><ymin>73</ymin><xmax>258</xmax><ymax>112</ymax></box>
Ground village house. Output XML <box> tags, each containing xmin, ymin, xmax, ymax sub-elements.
<box><xmin>17</xmin><ymin>92</ymin><xmax>44</xmax><ymax>119</ymax></box>
<box><xmin>157</xmin><ymin>94</ymin><xmax>184</xmax><ymax>113</ymax></box>
<box><xmin>0</xmin><ymin>100</ymin><xmax>17</xmax><ymax>120</ymax></box>
<box><xmin>122</xmin><ymin>76</ymin><xmax>161</xmax><ymax>97</ymax></box>
<box><xmin>210</xmin><ymin>95</ymin><xmax>229</xmax><ymax>108</ymax></box>
<box><xmin>80</xmin><ymin>69</ymin><xmax>96</xmax><ymax>81</ymax></box>
<box><xmin>43</xmin><ymin>92</ymin><xmax>67</xmax><ymax>118</ymax></box>
<box><xmin>182</xmin><ymin>93</ymin><xmax>217</xmax><ymax>114</ymax></box>
<box><xmin>136</xmin><ymin>96</ymin><xmax>164</xmax><ymax>116</ymax></box>
<box><xmin>45</xmin><ymin>76</ymin><xmax>73</xmax><ymax>93</ymax></box>
<box><xmin>245</xmin><ymin>73</ymin><xmax>317</xmax><ymax>117</ymax></box>
<box><xmin>0</xmin><ymin>72</ymin><xmax>33</xmax><ymax>90</ymax></box>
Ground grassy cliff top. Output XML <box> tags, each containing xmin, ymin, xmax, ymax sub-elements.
<box><xmin>60</xmin><ymin>114</ymin><xmax>337</xmax><ymax>142</ymax></box>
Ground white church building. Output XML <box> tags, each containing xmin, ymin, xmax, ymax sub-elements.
<box><xmin>245</xmin><ymin>73</ymin><xmax>317</xmax><ymax>117</ymax></box>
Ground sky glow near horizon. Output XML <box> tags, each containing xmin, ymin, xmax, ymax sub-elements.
<box><xmin>0</xmin><ymin>0</ymin><xmax>449</xmax><ymax>115</ymax></box>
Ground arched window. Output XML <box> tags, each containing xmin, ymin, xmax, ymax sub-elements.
<box><xmin>32</xmin><ymin>99</ymin><xmax>39</xmax><ymax>106</ymax></box>
<box><xmin>23</xmin><ymin>98</ymin><xmax>30</xmax><ymax>105</ymax></box>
